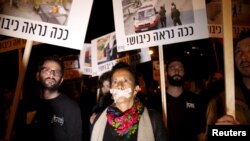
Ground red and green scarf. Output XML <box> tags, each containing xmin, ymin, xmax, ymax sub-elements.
<box><xmin>106</xmin><ymin>98</ymin><xmax>144</xmax><ymax>139</ymax></box>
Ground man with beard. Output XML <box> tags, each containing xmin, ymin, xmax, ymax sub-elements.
<box><xmin>202</xmin><ymin>30</ymin><xmax>250</xmax><ymax>140</ymax></box>
<box><xmin>22</xmin><ymin>55</ymin><xmax>82</xmax><ymax>141</ymax></box>
<box><xmin>166</xmin><ymin>57</ymin><xmax>203</xmax><ymax>141</ymax></box>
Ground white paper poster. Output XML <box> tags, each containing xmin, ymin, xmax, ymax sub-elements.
<box><xmin>0</xmin><ymin>0</ymin><xmax>93</xmax><ymax>50</ymax></box>
<box><xmin>113</xmin><ymin>0</ymin><xmax>209</xmax><ymax>52</ymax></box>
<box><xmin>91</xmin><ymin>31</ymin><xmax>151</xmax><ymax>76</ymax></box>
<box><xmin>206</xmin><ymin>0</ymin><xmax>250</xmax><ymax>38</ymax></box>
<box><xmin>80</xmin><ymin>43</ymin><xmax>92</xmax><ymax>76</ymax></box>
<box><xmin>61</xmin><ymin>54</ymin><xmax>81</xmax><ymax>80</ymax></box>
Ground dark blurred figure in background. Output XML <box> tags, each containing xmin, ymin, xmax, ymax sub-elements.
<box><xmin>202</xmin><ymin>30</ymin><xmax>250</xmax><ymax>141</ymax></box>
<box><xmin>144</xmin><ymin>80</ymin><xmax>162</xmax><ymax>114</ymax></box>
<box><xmin>165</xmin><ymin>56</ymin><xmax>203</xmax><ymax>141</ymax></box>
<box><xmin>201</xmin><ymin>70</ymin><xmax>224</xmax><ymax>106</ymax></box>
<box><xmin>198</xmin><ymin>70</ymin><xmax>225</xmax><ymax>141</ymax></box>
<box><xmin>0</xmin><ymin>84</ymin><xmax>15</xmax><ymax>141</ymax></box>
<box><xmin>89</xmin><ymin>71</ymin><xmax>113</xmax><ymax>125</ymax></box>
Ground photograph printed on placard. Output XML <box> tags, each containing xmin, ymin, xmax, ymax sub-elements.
<box><xmin>0</xmin><ymin>0</ymin><xmax>93</xmax><ymax>50</ymax></box>
<box><xmin>113</xmin><ymin>0</ymin><xmax>208</xmax><ymax>52</ymax></box>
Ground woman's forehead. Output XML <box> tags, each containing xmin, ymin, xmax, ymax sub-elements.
<box><xmin>112</xmin><ymin>69</ymin><xmax>135</xmax><ymax>81</ymax></box>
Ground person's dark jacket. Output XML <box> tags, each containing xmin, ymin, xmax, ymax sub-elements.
<box><xmin>147</xmin><ymin>109</ymin><xmax>168</xmax><ymax>141</ymax></box>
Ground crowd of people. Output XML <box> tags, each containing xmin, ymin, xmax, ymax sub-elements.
<box><xmin>1</xmin><ymin>30</ymin><xmax>250</xmax><ymax>141</ymax></box>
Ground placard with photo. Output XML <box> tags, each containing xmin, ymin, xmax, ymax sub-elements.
<box><xmin>206</xmin><ymin>0</ymin><xmax>250</xmax><ymax>38</ymax></box>
<box><xmin>0</xmin><ymin>0</ymin><xmax>93</xmax><ymax>50</ymax></box>
<box><xmin>91</xmin><ymin>31</ymin><xmax>151</xmax><ymax>76</ymax></box>
<box><xmin>113</xmin><ymin>0</ymin><xmax>209</xmax><ymax>52</ymax></box>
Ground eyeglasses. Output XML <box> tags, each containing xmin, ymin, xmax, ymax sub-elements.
<box><xmin>40</xmin><ymin>67</ymin><xmax>62</xmax><ymax>77</ymax></box>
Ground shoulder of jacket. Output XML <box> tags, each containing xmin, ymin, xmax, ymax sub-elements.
<box><xmin>147</xmin><ymin>108</ymin><xmax>162</xmax><ymax>121</ymax></box>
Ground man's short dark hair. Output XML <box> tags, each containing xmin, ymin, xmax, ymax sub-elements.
<box><xmin>98</xmin><ymin>71</ymin><xmax>111</xmax><ymax>88</ymax></box>
<box><xmin>234</xmin><ymin>30</ymin><xmax>250</xmax><ymax>49</ymax></box>
<box><xmin>38</xmin><ymin>55</ymin><xmax>64</xmax><ymax>76</ymax></box>
<box><xmin>166</xmin><ymin>56</ymin><xmax>185</xmax><ymax>69</ymax></box>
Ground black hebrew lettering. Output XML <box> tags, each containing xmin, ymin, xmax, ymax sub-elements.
<box><xmin>0</xmin><ymin>17</ymin><xmax>19</xmax><ymax>31</ymax></box>
<box><xmin>63</xmin><ymin>29</ymin><xmax>68</xmax><ymax>40</ymax></box>
<box><xmin>57</xmin><ymin>28</ymin><xmax>63</xmax><ymax>39</ymax></box>
<box><xmin>177</xmin><ymin>26</ymin><xmax>194</xmax><ymax>37</ymax></box>
<box><xmin>127</xmin><ymin>34</ymin><xmax>150</xmax><ymax>45</ymax></box>
<box><xmin>153</xmin><ymin>29</ymin><xmax>174</xmax><ymax>41</ymax></box>
<box><xmin>22</xmin><ymin>22</ymin><xmax>29</xmax><ymax>33</ymax></box>
<box><xmin>50</xmin><ymin>27</ymin><xmax>68</xmax><ymax>40</ymax></box>
<box><xmin>38</xmin><ymin>24</ymin><xmax>47</xmax><ymax>36</ymax></box>
<box><xmin>11</xmin><ymin>20</ymin><xmax>19</xmax><ymax>31</ymax></box>
<box><xmin>0</xmin><ymin>17</ymin><xmax>11</xmax><ymax>30</ymax></box>
<box><xmin>22</xmin><ymin>22</ymin><xmax>48</xmax><ymax>36</ymax></box>
<box><xmin>209</xmin><ymin>25</ymin><xmax>222</xmax><ymax>34</ymax></box>
<box><xmin>28</xmin><ymin>23</ymin><xmax>37</xmax><ymax>34</ymax></box>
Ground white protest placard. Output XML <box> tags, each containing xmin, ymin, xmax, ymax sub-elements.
<box><xmin>91</xmin><ymin>31</ymin><xmax>151</xmax><ymax>76</ymax></box>
<box><xmin>207</xmin><ymin>0</ymin><xmax>250</xmax><ymax>38</ymax></box>
<box><xmin>79</xmin><ymin>43</ymin><xmax>93</xmax><ymax>76</ymax></box>
<box><xmin>113</xmin><ymin>0</ymin><xmax>209</xmax><ymax>52</ymax></box>
<box><xmin>60</xmin><ymin>54</ymin><xmax>81</xmax><ymax>80</ymax></box>
<box><xmin>0</xmin><ymin>0</ymin><xmax>93</xmax><ymax>50</ymax></box>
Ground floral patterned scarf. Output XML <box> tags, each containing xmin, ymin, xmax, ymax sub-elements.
<box><xmin>106</xmin><ymin>98</ymin><xmax>144</xmax><ymax>139</ymax></box>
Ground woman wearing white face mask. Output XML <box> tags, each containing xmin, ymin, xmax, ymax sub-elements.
<box><xmin>90</xmin><ymin>62</ymin><xmax>168</xmax><ymax>141</ymax></box>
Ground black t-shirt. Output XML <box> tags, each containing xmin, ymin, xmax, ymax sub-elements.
<box><xmin>167</xmin><ymin>90</ymin><xmax>203</xmax><ymax>141</ymax></box>
<box><xmin>30</xmin><ymin>94</ymin><xmax>82</xmax><ymax>141</ymax></box>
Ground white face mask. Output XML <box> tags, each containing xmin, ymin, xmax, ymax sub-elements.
<box><xmin>110</xmin><ymin>88</ymin><xmax>132</xmax><ymax>103</ymax></box>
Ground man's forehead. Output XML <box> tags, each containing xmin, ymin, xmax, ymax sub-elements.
<box><xmin>236</xmin><ymin>37</ymin><xmax>250</xmax><ymax>48</ymax></box>
<box><xmin>169</xmin><ymin>61</ymin><xmax>183</xmax><ymax>66</ymax></box>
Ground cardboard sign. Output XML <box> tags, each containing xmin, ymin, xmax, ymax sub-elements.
<box><xmin>0</xmin><ymin>38</ymin><xmax>41</xmax><ymax>53</ymax></box>
<box><xmin>113</xmin><ymin>0</ymin><xmax>209</xmax><ymax>51</ymax></box>
<box><xmin>80</xmin><ymin>32</ymin><xmax>151</xmax><ymax>76</ymax></box>
<box><xmin>207</xmin><ymin>0</ymin><xmax>250</xmax><ymax>38</ymax></box>
<box><xmin>79</xmin><ymin>43</ymin><xmax>92</xmax><ymax>76</ymax></box>
<box><xmin>0</xmin><ymin>0</ymin><xmax>93</xmax><ymax>50</ymax></box>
